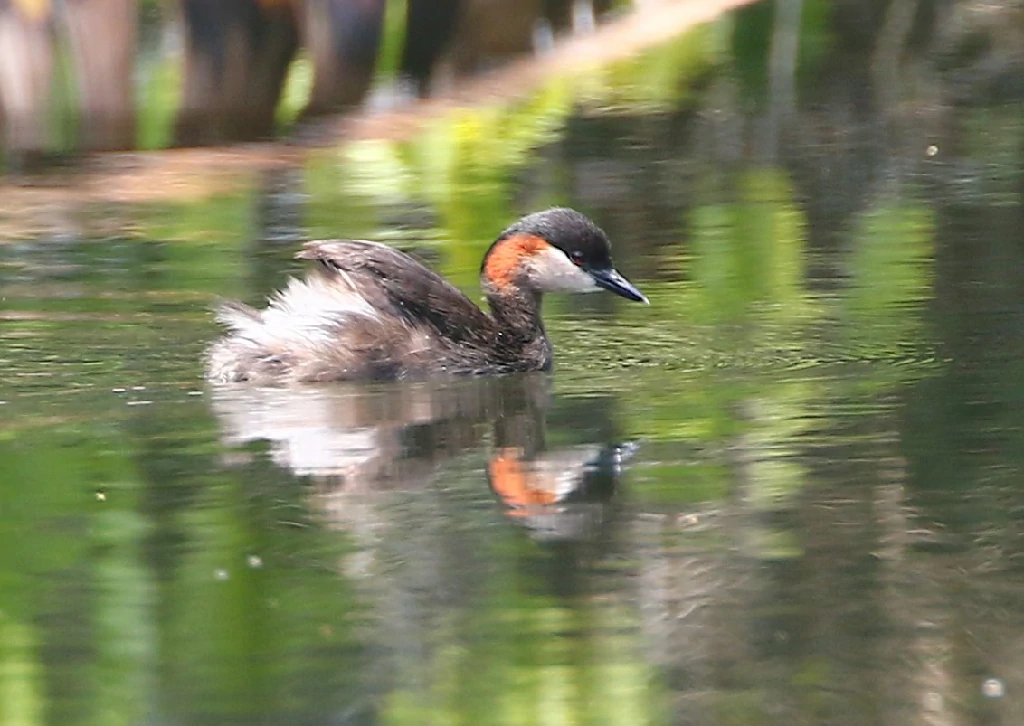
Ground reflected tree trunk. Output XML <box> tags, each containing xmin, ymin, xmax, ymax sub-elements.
<box><xmin>871</xmin><ymin>437</ymin><xmax>961</xmax><ymax>726</ymax></box>
<box><xmin>763</xmin><ymin>0</ymin><xmax>801</xmax><ymax>161</ymax></box>
<box><xmin>871</xmin><ymin>0</ymin><xmax>920</xmax><ymax>116</ymax></box>
<box><xmin>249</xmin><ymin>165</ymin><xmax>307</xmax><ymax>295</ymax></box>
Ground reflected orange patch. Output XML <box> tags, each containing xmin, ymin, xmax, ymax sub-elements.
<box><xmin>488</xmin><ymin>447</ymin><xmax>558</xmax><ymax>514</ymax></box>
<box><xmin>484</xmin><ymin>233</ymin><xmax>548</xmax><ymax>288</ymax></box>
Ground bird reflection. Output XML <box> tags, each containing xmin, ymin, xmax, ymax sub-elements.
<box><xmin>486</xmin><ymin>441</ymin><xmax>637</xmax><ymax>541</ymax></box>
<box><xmin>209</xmin><ymin>374</ymin><xmax>635</xmax><ymax>541</ymax></box>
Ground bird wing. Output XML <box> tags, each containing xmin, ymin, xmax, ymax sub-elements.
<box><xmin>296</xmin><ymin>239</ymin><xmax>496</xmax><ymax>343</ymax></box>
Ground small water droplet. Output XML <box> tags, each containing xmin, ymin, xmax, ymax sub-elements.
<box><xmin>982</xmin><ymin>678</ymin><xmax>1004</xmax><ymax>698</ymax></box>
<box><xmin>214</xmin><ymin>569</ymin><xmax>230</xmax><ymax>581</ymax></box>
<box><xmin>126</xmin><ymin>400</ymin><xmax>152</xmax><ymax>406</ymax></box>
<box><xmin>247</xmin><ymin>555</ymin><xmax>263</xmax><ymax>569</ymax></box>
<box><xmin>112</xmin><ymin>387</ymin><xmax>126</xmax><ymax>393</ymax></box>
<box><xmin>187</xmin><ymin>390</ymin><xmax>203</xmax><ymax>396</ymax></box>
<box><xmin>926</xmin><ymin>144</ymin><xmax>938</xmax><ymax>157</ymax></box>
<box><xmin>131</xmin><ymin>386</ymin><xmax>146</xmax><ymax>391</ymax></box>
<box><xmin>95</xmin><ymin>491</ymin><xmax>107</xmax><ymax>501</ymax></box>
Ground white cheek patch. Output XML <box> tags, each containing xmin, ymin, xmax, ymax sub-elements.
<box><xmin>528</xmin><ymin>246</ymin><xmax>599</xmax><ymax>293</ymax></box>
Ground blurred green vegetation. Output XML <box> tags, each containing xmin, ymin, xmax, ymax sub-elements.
<box><xmin>137</xmin><ymin>49</ymin><xmax>181</xmax><ymax>150</ymax></box>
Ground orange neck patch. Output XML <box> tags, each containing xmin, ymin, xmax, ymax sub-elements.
<box><xmin>484</xmin><ymin>234</ymin><xmax>549</xmax><ymax>288</ymax></box>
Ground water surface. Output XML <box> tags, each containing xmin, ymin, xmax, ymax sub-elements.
<box><xmin>2</xmin><ymin>8</ymin><xmax>1024</xmax><ymax>725</ymax></box>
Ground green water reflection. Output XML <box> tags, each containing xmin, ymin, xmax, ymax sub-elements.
<box><xmin>3</xmin><ymin>8</ymin><xmax>1024</xmax><ymax>726</ymax></box>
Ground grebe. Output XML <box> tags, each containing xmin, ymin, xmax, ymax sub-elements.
<box><xmin>205</xmin><ymin>207</ymin><xmax>647</xmax><ymax>384</ymax></box>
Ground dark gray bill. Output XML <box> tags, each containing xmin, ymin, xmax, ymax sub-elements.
<box><xmin>589</xmin><ymin>267</ymin><xmax>649</xmax><ymax>304</ymax></box>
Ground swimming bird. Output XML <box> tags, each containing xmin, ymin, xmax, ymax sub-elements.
<box><xmin>205</xmin><ymin>207</ymin><xmax>647</xmax><ymax>384</ymax></box>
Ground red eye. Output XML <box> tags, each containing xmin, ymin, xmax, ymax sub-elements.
<box><xmin>570</xmin><ymin>250</ymin><xmax>584</xmax><ymax>267</ymax></box>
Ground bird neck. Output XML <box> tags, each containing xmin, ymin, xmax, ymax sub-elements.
<box><xmin>482</xmin><ymin>281</ymin><xmax>552</xmax><ymax>366</ymax></box>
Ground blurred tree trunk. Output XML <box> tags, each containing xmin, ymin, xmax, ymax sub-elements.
<box><xmin>400</xmin><ymin>0</ymin><xmax>462</xmax><ymax>96</ymax></box>
<box><xmin>299</xmin><ymin>0</ymin><xmax>386</xmax><ymax>116</ymax></box>
<box><xmin>61</xmin><ymin>0</ymin><xmax>137</xmax><ymax>150</ymax></box>
<box><xmin>443</xmin><ymin>0</ymin><xmax>544</xmax><ymax>76</ymax></box>
<box><xmin>0</xmin><ymin>0</ymin><xmax>54</xmax><ymax>157</ymax></box>
<box><xmin>173</xmin><ymin>0</ymin><xmax>298</xmax><ymax>146</ymax></box>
